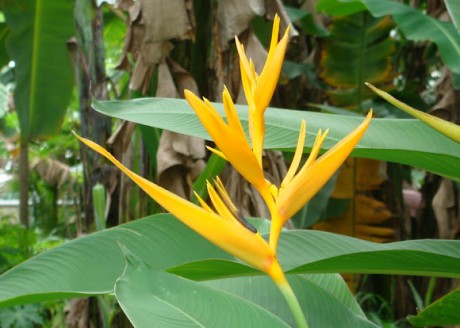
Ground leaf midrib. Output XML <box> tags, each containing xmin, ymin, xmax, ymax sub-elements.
<box><xmin>29</xmin><ymin>0</ymin><xmax>43</xmax><ymax>137</ymax></box>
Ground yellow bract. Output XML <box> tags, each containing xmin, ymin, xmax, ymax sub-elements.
<box><xmin>235</xmin><ymin>14</ymin><xmax>290</xmax><ymax>166</ymax></box>
<box><xmin>74</xmin><ymin>133</ymin><xmax>280</xmax><ymax>279</ymax></box>
<box><xmin>185</xmin><ymin>15</ymin><xmax>372</xmax><ymax>251</ymax></box>
<box><xmin>184</xmin><ymin>90</ymin><xmax>270</xmax><ymax>193</ymax></box>
<box><xmin>270</xmin><ymin>111</ymin><xmax>373</xmax><ymax>249</ymax></box>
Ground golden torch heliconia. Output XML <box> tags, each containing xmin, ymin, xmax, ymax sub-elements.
<box><xmin>76</xmin><ymin>14</ymin><xmax>372</xmax><ymax>328</ymax></box>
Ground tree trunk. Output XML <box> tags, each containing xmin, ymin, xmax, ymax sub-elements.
<box><xmin>71</xmin><ymin>0</ymin><xmax>112</xmax><ymax>229</ymax></box>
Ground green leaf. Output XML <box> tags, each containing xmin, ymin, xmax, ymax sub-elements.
<box><xmin>3</xmin><ymin>0</ymin><xmax>74</xmax><ymax>140</ymax></box>
<box><xmin>281</xmin><ymin>231</ymin><xmax>460</xmax><ymax>277</ymax></box>
<box><xmin>2</xmin><ymin>214</ymin><xmax>460</xmax><ymax>326</ymax></box>
<box><xmin>0</xmin><ymin>214</ymin><xmax>230</xmax><ymax>308</ymax></box>
<box><xmin>0</xmin><ymin>304</ymin><xmax>43</xmax><ymax>328</ymax></box>
<box><xmin>408</xmin><ymin>288</ymin><xmax>460</xmax><ymax>326</ymax></box>
<box><xmin>445</xmin><ymin>0</ymin><xmax>460</xmax><ymax>33</ymax></box>
<box><xmin>367</xmin><ymin>82</ymin><xmax>460</xmax><ymax>143</ymax></box>
<box><xmin>316</xmin><ymin>0</ymin><xmax>367</xmax><ymax>16</ymax></box>
<box><xmin>0</xmin><ymin>23</ymin><xmax>10</xmax><ymax>68</ymax></box>
<box><xmin>284</xmin><ymin>6</ymin><xmax>329</xmax><ymax>37</ymax></box>
<box><xmin>203</xmin><ymin>274</ymin><xmax>378</xmax><ymax>328</ymax></box>
<box><xmin>169</xmin><ymin>230</ymin><xmax>460</xmax><ymax>280</ymax></box>
<box><xmin>92</xmin><ymin>97</ymin><xmax>460</xmax><ymax>181</ymax></box>
<box><xmin>316</xmin><ymin>0</ymin><xmax>460</xmax><ymax>75</ymax></box>
<box><xmin>115</xmin><ymin>252</ymin><xmax>290</xmax><ymax>328</ymax></box>
<box><xmin>319</xmin><ymin>12</ymin><xmax>395</xmax><ymax>108</ymax></box>
<box><xmin>92</xmin><ymin>183</ymin><xmax>107</xmax><ymax>231</ymax></box>
<box><xmin>0</xmin><ymin>214</ymin><xmax>376</xmax><ymax>326</ymax></box>
<box><xmin>191</xmin><ymin>153</ymin><xmax>227</xmax><ymax>204</ymax></box>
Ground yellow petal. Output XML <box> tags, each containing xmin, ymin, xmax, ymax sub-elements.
<box><xmin>240</xmin><ymin>60</ymin><xmax>256</xmax><ymax>111</ymax></box>
<box><xmin>222</xmin><ymin>86</ymin><xmax>246</xmax><ymax>140</ymax></box>
<box><xmin>267</xmin><ymin>14</ymin><xmax>281</xmax><ymax>64</ymax></box>
<box><xmin>206</xmin><ymin>146</ymin><xmax>228</xmax><ymax>161</ymax></box>
<box><xmin>251</xmin><ymin>112</ymin><xmax>265</xmax><ymax>167</ymax></box>
<box><xmin>235</xmin><ymin>37</ymin><xmax>255</xmax><ymax>83</ymax></box>
<box><xmin>74</xmin><ymin>133</ymin><xmax>275</xmax><ymax>273</ymax></box>
<box><xmin>193</xmin><ymin>191</ymin><xmax>214</xmax><ymax>214</ymax></box>
<box><xmin>282</xmin><ymin>120</ymin><xmax>306</xmax><ymax>188</ymax></box>
<box><xmin>184</xmin><ymin>90</ymin><xmax>268</xmax><ymax>192</ymax></box>
<box><xmin>296</xmin><ymin>129</ymin><xmax>329</xmax><ymax>176</ymax></box>
<box><xmin>277</xmin><ymin>111</ymin><xmax>373</xmax><ymax>223</ymax></box>
<box><xmin>255</xmin><ymin>25</ymin><xmax>290</xmax><ymax>114</ymax></box>
<box><xmin>207</xmin><ymin>181</ymin><xmax>239</xmax><ymax>225</ymax></box>
<box><xmin>214</xmin><ymin>176</ymin><xmax>238</xmax><ymax>214</ymax></box>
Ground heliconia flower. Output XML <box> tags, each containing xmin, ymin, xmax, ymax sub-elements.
<box><xmin>270</xmin><ymin>111</ymin><xmax>373</xmax><ymax>249</ymax></box>
<box><xmin>235</xmin><ymin>14</ymin><xmax>290</xmax><ymax>166</ymax></box>
<box><xmin>184</xmin><ymin>88</ymin><xmax>271</xmax><ymax>195</ymax></box>
<box><xmin>74</xmin><ymin>133</ymin><xmax>282</xmax><ymax>280</ymax></box>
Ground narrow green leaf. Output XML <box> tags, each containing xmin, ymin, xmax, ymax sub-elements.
<box><xmin>408</xmin><ymin>288</ymin><xmax>460</xmax><ymax>326</ymax></box>
<box><xmin>92</xmin><ymin>97</ymin><xmax>460</xmax><ymax>181</ymax></box>
<box><xmin>192</xmin><ymin>153</ymin><xmax>227</xmax><ymax>204</ymax></box>
<box><xmin>367</xmin><ymin>82</ymin><xmax>460</xmax><ymax>143</ymax></box>
<box><xmin>3</xmin><ymin>0</ymin><xmax>74</xmax><ymax>140</ymax></box>
<box><xmin>280</xmin><ymin>231</ymin><xmax>460</xmax><ymax>277</ymax></box>
<box><xmin>92</xmin><ymin>183</ymin><xmax>107</xmax><ymax>231</ymax></box>
<box><xmin>168</xmin><ymin>230</ymin><xmax>460</xmax><ymax>280</ymax></box>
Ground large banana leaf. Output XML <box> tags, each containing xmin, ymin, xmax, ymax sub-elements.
<box><xmin>91</xmin><ymin>97</ymin><xmax>460</xmax><ymax>181</ymax></box>
<box><xmin>316</xmin><ymin>0</ymin><xmax>460</xmax><ymax>75</ymax></box>
<box><xmin>0</xmin><ymin>215</ymin><xmax>375</xmax><ymax>327</ymax></box>
<box><xmin>319</xmin><ymin>12</ymin><xmax>395</xmax><ymax>108</ymax></box>
<box><xmin>2</xmin><ymin>214</ymin><xmax>460</xmax><ymax>326</ymax></box>
<box><xmin>3</xmin><ymin>0</ymin><xmax>74</xmax><ymax>140</ymax></box>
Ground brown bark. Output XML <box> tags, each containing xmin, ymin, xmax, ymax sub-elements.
<box><xmin>70</xmin><ymin>0</ymin><xmax>113</xmax><ymax>229</ymax></box>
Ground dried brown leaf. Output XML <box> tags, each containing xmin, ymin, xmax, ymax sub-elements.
<box><xmin>217</xmin><ymin>0</ymin><xmax>265</xmax><ymax>48</ymax></box>
<box><xmin>31</xmin><ymin>158</ymin><xmax>73</xmax><ymax>188</ymax></box>
<box><xmin>117</xmin><ymin>0</ymin><xmax>193</xmax><ymax>92</ymax></box>
<box><xmin>156</xmin><ymin>60</ymin><xmax>205</xmax><ymax>199</ymax></box>
<box><xmin>141</xmin><ymin>0</ymin><xmax>193</xmax><ymax>42</ymax></box>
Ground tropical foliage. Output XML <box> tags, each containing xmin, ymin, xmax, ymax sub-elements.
<box><xmin>0</xmin><ymin>0</ymin><xmax>459</xmax><ymax>327</ymax></box>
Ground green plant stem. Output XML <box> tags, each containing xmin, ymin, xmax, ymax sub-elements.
<box><xmin>278</xmin><ymin>281</ymin><xmax>309</xmax><ymax>328</ymax></box>
<box><xmin>424</xmin><ymin>277</ymin><xmax>437</xmax><ymax>306</ymax></box>
<box><xmin>270</xmin><ymin>261</ymin><xmax>308</xmax><ymax>328</ymax></box>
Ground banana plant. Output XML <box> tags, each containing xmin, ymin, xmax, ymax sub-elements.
<box><xmin>2</xmin><ymin>0</ymin><xmax>74</xmax><ymax>226</ymax></box>
<box><xmin>319</xmin><ymin>11</ymin><xmax>395</xmax><ymax>110</ymax></box>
